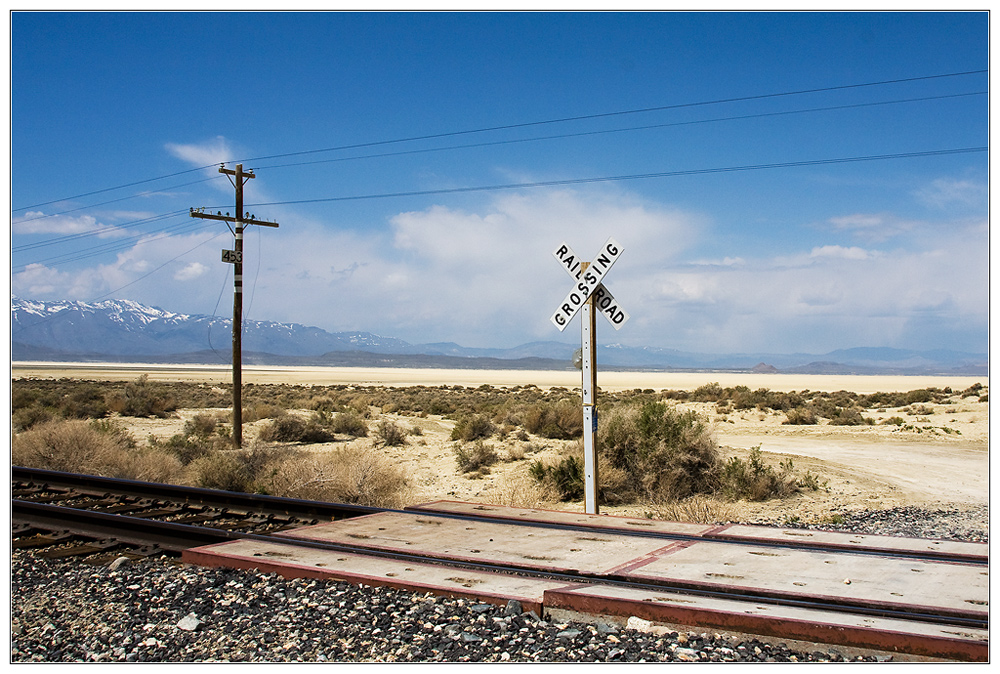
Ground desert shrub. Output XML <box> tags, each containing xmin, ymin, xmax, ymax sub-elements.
<box><xmin>905</xmin><ymin>389</ymin><xmax>934</xmax><ymax>404</ymax></box>
<box><xmin>58</xmin><ymin>383</ymin><xmax>110</xmax><ymax>419</ymax></box>
<box><xmin>783</xmin><ymin>407</ymin><xmax>818</xmax><ymax>425</ymax></box>
<box><xmin>730</xmin><ymin>386</ymin><xmax>769</xmax><ymax>411</ymax></box>
<box><xmin>690</xmin><ymin>382</ymin><xmax>725</xmax><ymax>402</ymax></box>
<box><xmin>528</xmin><ymin>443</ymin><xmax>630</xmax><ymax>505</ymax></box>
<box><xmin>598</xmin><ymin>401</ymin><xmax>721</xmax><ymax>502</ymax></box>
<box><xmin>184</xmin><ymin>412</ymin><xmax>221</xmax><ymax>438</ymax></box>
<box><xmin>12</xmin><ymin>405</ymin><xmax>54</xmax><ymax>431</ymax></box>
<box><xmin>186</xmin><ymin>445</ymin><xmax>280</xmax><ymax>493</ymax></box>
<box><xmin>260</xmin><ymin>446</ymin><xmax>408</xmax><ymax>507</ymax></box>
<box><xmin>309</xmin><ymin>396</ymin><xmax>341</xmax><ymax>413</ymax></box>
<box><xmin>719</xmin><ymin>447</ymin><xmax>799</xmax><ymax>501</ymax></box>
<box><xmin>105</xmin><ymin>375</ymin><xmax>176</xmax><ymax>418</ymax></box>
<box><xmin>529</xmin><ymin>455</ymin><xmax>583</xmax><ymax>500</ymax></box>
<box><xmin>331</xmin><ymin>410</ymin><xmax>369</xmax><ymax>437</ymax></box>
<box><xmin>505</xmin><ymin>444</ymin><xmax>526</xmax><ymax>462</ymax></box>
<box><xmin>242</xmin><ymin>402</ymin><xmax>286</xmax><ymax>423</ymax></box>
<box><xmin>188</xmin><ymin>451</ymin><xmax>256</xmax><ymax>492</ymax></box>
<box><xmin>647</xmin><ymin>496</ymin><xmax>736</xmax><ymax>525</ymax></box>
<box><xmin>522</xmin><ymin>401</ymin><xmax>582</xmax><ymax>439</ymax></box>
<box><xmin>455</xmin><ymin>440</ymin><xmax>499</xmax><ymax>474</ymax></box>
<box><xmin>882</xmin><ymin>416</ymin><xmax>905</xmax><ymax>426</ymax></box>
<box><xmin>450</xmin><ymin>414</ymin><xmax>495</xmax><ymax>442</ymax></box>
<box><xmin>374</xmin><ymin>420</ymin><xmax>407</xmax><ymax>447</ymax></box>
<box><xmin>149</xmin><ymin>433</ymin><xmax>216</xmax><ymax>465</ymax></box>
<box><xmin>483</xmin><ymin>470</ymin><xmax>551</xmax><ymax>508</ymax></box>
<box><xmin>257</xmin><ymin>414</ymin><xmax>335</xmax><ymax>443</ymax></box>
<box><xmin>828</xmin><ymin>406</ymin><xmax>871</xmax><ymax>426</ymax></box>
<box><xmin>12</xmin><ymin>418</ymin><xmax>181</xmax><ymax>483</ymax></box>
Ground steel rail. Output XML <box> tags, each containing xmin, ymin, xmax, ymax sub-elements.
<box><xmin>12</xmin><ymin>466</ymin><xmax>382</xmax><ymax>521</ymax></box>
<box><xmin>13</xmin><ymin>467</ymin><xmax>986</xmax><ymax>567</ymax></box>
<box><xmin>11</xmin><ymin>498</ymin><xmax>986</xmax><ymax>632</ymax></box>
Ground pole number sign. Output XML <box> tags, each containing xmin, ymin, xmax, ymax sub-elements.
<box><xmin>221</xmin><ymin>249</ymin><xmax>243</xmax><ymax>264</ymax></box>
<box><xmin>550</xmin><ymin>237</ymin><xmax>630</xmax><ymax>330</ymax></box>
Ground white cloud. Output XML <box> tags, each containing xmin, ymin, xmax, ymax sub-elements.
<box><xmin>915</xmin><ymin>178</ymin><xmax>987</xmax><ymax>209</ymax></box>
<box><xmin>13</xmin><ymin>211</ymin><xmax>128</xmax><ymax>237</ymax></box>
<box><xmin>628</xmin><ymin>228</ymin><xmax>987</xmax><ymax>353</ymax></box>
<box><xmin>809</xmin><ymin>245</ymin><xmax>873</xmax><ymax>261</ymax></box>
<box><xmin>12</xmin><ymin>185</ymin><xmax>987</xmax><ymax>355</ymax></box>
<box><xmin>174</xmin><ymin>262</ymin><xmax>208</xmax><ymax>281</ymax></box>
<box><xmin>825</xmin><ymin>213</ymin><xmax>914</xmax><ymax>242</ymax></box>
<box><xmin>165</xmin><ymin>136</ymin><xmax>235</xmax><ymax>168</ymax></box>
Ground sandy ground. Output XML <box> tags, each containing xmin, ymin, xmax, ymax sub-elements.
<box><xmin>27</xmin><ymin>363</ymin><xmax>986</xmax><ymax>527</ymax></box>
<box><xmin>11</xmin><ymin>361</ymin><xmax>988</xmax><ymax>394</ymax></box>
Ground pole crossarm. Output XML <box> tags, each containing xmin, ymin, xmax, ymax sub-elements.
<box><xmin>189</xmin><ymin>208</ymin><xmax>280</xmax><ymax>227</ymax></box>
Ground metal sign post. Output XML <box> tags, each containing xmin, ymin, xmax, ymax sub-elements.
<box><xmin>550</xmin><ymin>238</ymin><xmax>629</xmax><ymax>514</ymax></box>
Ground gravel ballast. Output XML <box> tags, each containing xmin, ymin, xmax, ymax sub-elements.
<box><xmin>11</xmin><ymin>505</ymin><xmax>987</xmax><ymax>663</ymax></box>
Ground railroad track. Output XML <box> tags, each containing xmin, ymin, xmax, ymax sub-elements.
<box><xmin>12</xmin><ymin>467</ymin><xmax>989</xmax><ymax>661</ymax></box>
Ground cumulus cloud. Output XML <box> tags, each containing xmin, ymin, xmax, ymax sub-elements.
<box><xmin>12</xmin><ymin>184</ymin><xmax>987</xmax><ymax>355</ymax></box>
<box><xmin>165</xmin><ymin>136</ymin><xmax>235</xmax><ymax>168</ymax></box>
<box><xmin>631</xmin><ymin>229</ymin><xmax>986</xmax><ymax>353</ymax></box>
<box><xmin>809</xmin><ymin>245</ymin><xmax>873</xmax><ymax>261</ymax></box>
<box><xmin>13</xmin><ymin>211</ymin><xmax>128</xmax><ymax>237</ymax></box>
<box><xmin>174</xmin><ymin>262</ymin><xmax>208</xmax><ymax>281</ymax></box>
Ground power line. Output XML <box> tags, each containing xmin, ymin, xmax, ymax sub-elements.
<box><xmin>13</xmin><ymin>209</ymin><xmax>192</xmax><ymax>253</ymax></box>
<box><xmin>12</xmin><ymin>228</ymin><xmax>228</xmax><ymax>336</ymax></box>
<box><xmin>12</xmin><ymin>165</ymin><xmax>215</xmax><ymax>213</ymax></box>
<box><xmin>12</xmin><ymin>216</ymin><xmax>215</xmax><ymax>272</ymax></box>
<box><xmin>12</xmin><ymin>69</ymin><xmax>986</xmax><ymax>213</ymax></box>
<box><xmin>14</xmin><ymin>175</ymin><xmax>224</xmax><ymax>226</ymax></box>
<box><xmin>253</xmin><ymin>90</ymin><xmax>987</xmax><ymax>172</ymax></box>
<box><xmin>235</xmin><ymin>69</ymin><xmax>988</xmax><ymax>166</ymax></box>
<box><xmin>242</xmin><ymin>147</ymin><xmax>988</xmax><ymax>208</ymax></box>
<box><xmin>88</xmin><ymin>229</ymin><xmax>227</xmax><ymax>301</ymax></box>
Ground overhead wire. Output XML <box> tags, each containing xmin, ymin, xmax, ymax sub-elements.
<box><xmin>88</xmin><ymin>229</ymin><xmax>227</xmax><ymax>301</ymax></box>
<box><xmin>241</xmin><ymin>147</ymin><xmax>988</xmax><ymax>209</ymax></box>
<box><xmin>234</xmin><ymin>69</ymin><xmax>988</xmax><ymax>166</ymax></box>
<box><xmin>13</xmin><ymin>209</ymin><xmax>192</xmax><ymax>253</ymax></box>
<box><xmin>14</xmin><ymin>174</ymin><xmax>225</xmax><ymax>226</ymax></box>
<box><xmin>11</xmin><ymin>68</ymin><xmax>987</xmax><ymax>214</ymax></box>
<box><xmin>250</xmin><ymin>90</ymin><xmax>987</xmax><ymax>172</ymax></box>
<box><xmin>12</xmin><ymin>164</ymin><xmax>217</xmax><ymax>213</ymax></box>
<box><xmin>11</xmin><ymin>70</ymin><xmax>987</xmax><ymax>316</ymax></box>
<box><xmin>12</xmin><ymin>215</ymin><xmax>216</xmax><ymax>273</ymax></box>
<box><xmin>12</xmin><ymin>228</ymin><xmax>229</xmax><ymax>337</ymax></box>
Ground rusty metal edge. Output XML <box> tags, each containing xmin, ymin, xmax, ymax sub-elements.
<box><xmin>543</xmin><ymin>587</ymin><xmax>988</xmax><ymax>662</ymax></box>
<box><xmin>181</xmin><ymin>544</ymin><xmax>545</xmax><ymax>616</ymax></box>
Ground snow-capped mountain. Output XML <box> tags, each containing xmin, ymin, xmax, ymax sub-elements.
<box><xmin>11</xmin><ymin>296</ymin><xmax>410</xmax><ymax>359</ymax></box>
<box><xmin>9</xmin><ymin>297</ymin><xmax>988</xmax><ymax>374</ymax></box>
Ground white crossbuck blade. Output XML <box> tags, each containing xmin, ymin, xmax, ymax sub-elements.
<box><xmin>550</xmin><ymin>238</ymin><xmax>630</xmax><ymax>331</ymax></box>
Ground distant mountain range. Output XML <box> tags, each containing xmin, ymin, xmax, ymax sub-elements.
<box><xmin>10</xmin><ymin>297</ymin><xmax>988</xmax><ymax>375</ymax></box>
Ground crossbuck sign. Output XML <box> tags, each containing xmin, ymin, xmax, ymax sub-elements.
<box><xmin>549</xmin><ymin>237</ymin><xmax>629</xmax><ymax>514</ymax></box>
<box><xmin>550</xmin><ymin>238</ymin><xmax>630</xmax><ymax>330</ymax></box>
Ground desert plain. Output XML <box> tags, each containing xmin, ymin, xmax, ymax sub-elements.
<box><xmin>11</xmin><ymin>362</ymin><xmax>990</xmax><ymax>527</ymax></box>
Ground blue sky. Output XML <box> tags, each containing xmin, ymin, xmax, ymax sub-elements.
<box><xmin>10</xmin><ymin>11</ymin><xmax>990</xmax><ymax>355</ymax></box>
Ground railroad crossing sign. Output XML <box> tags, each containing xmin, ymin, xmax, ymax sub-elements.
<box><xmin>549</xmin><ymin>236</ymin><xmax>629</xmax><ymax>515</ymax></box>
<box><xmin>550</xmin><ymin>239</ymin><xmax>630</xmax><ymax>330</ymax></box>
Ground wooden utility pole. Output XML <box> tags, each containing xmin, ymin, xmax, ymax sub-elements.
<box><xmin>190</xmin><ymin>164</ymin><xmax>279</xmax><ymax>448</ymax></box>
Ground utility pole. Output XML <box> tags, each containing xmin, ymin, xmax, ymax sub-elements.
<box><xmin>190</xmin><ymin>164</ymin><xmax>279</xmax><ymax>448</ymax></box>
